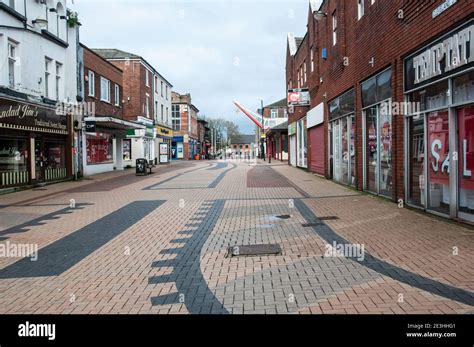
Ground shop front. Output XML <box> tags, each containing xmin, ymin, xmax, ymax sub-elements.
<box><xmin>288</xmin><ymin>122</ymin><xmax>297</xmax><ymax>167</ymax></box>
<box><xmin>362</xmin><ymin>68</ymin><xmax>393</xmax><ymax>198</ymax></box>
<box><xmin>307</xmin><ymin>103</ymin><xmax>325</xmax><ymax>176</ymax></box>
<box><xmin>404</xmin><ymin>19</ymin><xmax>474</xmax><ymax>222</ymax></box>
<box><xmin>0</xmin><ymin>96</ymin><xmax>71</xmax><ymax>189</ymax></box>
<box><xmin>155</xmin><ymin>125</ymin><xmax>173</xmax><ymax>164</ymax></box>
<box><xmin>125</xmin><ymin>117</ymin><xmax>155</xmax><ymax>167</ymax></box>
<box><xmin>328</xmin><ymin>90</ymin><xmax>356</xmax><ymax>186</ymax></box>
<box><xmin>172</xmin><ymin>136</ymin><xmax>184</xmax><ymax>160</ymax></box>
<box><xmin>83</xmin><ymin>117</ymin><xmax>144</xmax><ymax>176</ymax></box>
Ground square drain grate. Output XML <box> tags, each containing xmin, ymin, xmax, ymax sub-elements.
<box><xmin>227</xmin><ymin>244</ymin><xmax>282</xmax><ymax>257</ymax></box>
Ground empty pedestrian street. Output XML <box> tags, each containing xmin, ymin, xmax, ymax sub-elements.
<box><xmin>0</xmin><ymin>160</ymin><xmax>472</xmax><ymax>315</ymax></box>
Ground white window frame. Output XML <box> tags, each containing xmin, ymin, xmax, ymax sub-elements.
<box><xmin>358</xmin><ymin>0</ymin><xmax>365</xmax><ymax>20</ymax></box>
<box><xmin>166</xmin><ymin>85</ymin><xmax>169</xmax><ymax>100</ymax></box>
<box><xmin>310</xmin><ymin>47</ymin><xmax>314</xmax><ymax>72</ymax></box>
<box><xmin>115</xmin><ymin>84</ymin><xmax>120</xmax><ymax>106</ymax></box>
<box><xmin>88</xmin><ymin>70</ymin><xmax>95</xmax><ymax>97</ymax></box>
<box><xmin>161</xmin><ymin>81</ymin><xmax>164</xmax><ymax>97</ymax></box>
<box><xmin>100</xmin><ymin>77</ymin><xmax>111</xmax><ymax>103</ymax></box>
<box><xmin>332</xmin><ymin>10</ymin><xmax>337</xmax><ymax>45</ymax></box>
<box><xmin>271</xmin><ymin>109</ymin><xmax>278</xmax><ymax>119</ymax></box>
<box><xmin>44</xmin><ymin>57</ymin><xmax>52</xmax><ymax>98</ymax></box>
<box><xmin>8</xmin><ymin>41</ymin><xmax>17</xmax><ymax>89</ymax></box>
<box><xmin>146</xmin><ymin>94</ymin><xmax>150</xmax><ymax>118</ymax></box>
<box><xmin>304</xmin><ymin>61</ymin><xmax>307</xmax><ymax>83</ymax></box>
<box><xmin>145</xmin><ymin>69</ymin><xmax>150</xmax><ymax>87</ymax></box>
<box><xmin>55</xmin><ymin>61</ymin><xmax>62</xmax><ymax>101</ymax></box>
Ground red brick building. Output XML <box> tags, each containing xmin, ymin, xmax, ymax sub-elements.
<box><xmin>287</xmin><ymin>0</ymin><xmax>474</xmax><ymax>223</ymax></box>
<box><xmin>80</xmin><ymin>44</ymin><xmax>143</xmax><ymax>176</ymax></box>
<box><xmin>171</xmin><ymin>92</ymin><xmax>199</xmax><ymax>160</ymax></box>
<box><xmin>93</xmin><ymin>49</ymin><xmax>173</xmax><ymax>166</ymax></box>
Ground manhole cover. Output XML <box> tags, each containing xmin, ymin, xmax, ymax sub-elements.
<box><xmin>227</xmin><ymin>244</ymin><xmax>282</xmax><ymax>257</ymax></box>
<box><xmin>319</xmin><ymin>216</ymin><xmax>339</xmax><ymax>221</ymax></box>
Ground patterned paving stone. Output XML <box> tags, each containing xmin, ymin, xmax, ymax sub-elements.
<box><xmin>0</xmin><ymin>160</ymin><xmax>472</xmax><ymax>314</ymax></box>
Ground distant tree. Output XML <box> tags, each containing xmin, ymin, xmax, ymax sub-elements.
<box><xmin>202</xmin><ymin>116</ymin><xmax>241</xmax><ymax>146</ymax></box>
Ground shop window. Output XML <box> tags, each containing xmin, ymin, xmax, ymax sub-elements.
<box><xmin>0</xmin><ymin>138</ymin><xmax>27</xmax><ymax>171</ymax></box>
<box><xmin>409</xmin><ymin>80</ymin><xmax>449</xmax><ymax>112</ymax></box>
<box><xmin>458</xmin><ymin>106</ymin><xmax>474</xmax><ymax>217</ymax></box>
<box><xmin>427</xmin><ymin>111</ymin><xmax>450</xmax><ymax>215</ymax></box>
<box><xmin>453</xmin><ymin>71</ymin><xmax>474</xmax><ymax>104</ymax></box>
<box><xmin>362</xmin><ymin>69</ymin><xmax>392</xmax><ymax>108</ymax></box>
<box><xmin>123</xmin><ymin>139</ymin><xmax>132</xmax><ymax>161</ymax></box>
<box><xmin>407</xmin><ymin>115</ymin><xmax>425</xmax><ymax>207</ymax></box>
<box><xmin>86</xmin><ymin>133</ymin><xmax>114</xmax><ymax>165</ymax></box>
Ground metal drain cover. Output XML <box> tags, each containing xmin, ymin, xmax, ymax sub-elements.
<box><xmin>228</xmin><ymin>244</ymin><xmax>282</xmax><ymax>257</ymax></box>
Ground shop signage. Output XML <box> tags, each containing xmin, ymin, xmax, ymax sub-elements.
<box><xmin>159</xmin><ymin>143</ymin><xmax>169</xmax><ymax>164</ymax></box>
<box><xmin>156</xmin><ymin>126</ymin><xmax>173</xmax><ymax>138</ymax></box>
<box><xmin>0</xmin><ymin>97</ymin><xmax>67</xmax><ymax>134</ymax></box>
<box><xmin>85</xmin><ymin>121</ymin><xmax>96</xmax><ymax>133</ymax></box>
<box><xmin>288</xmin><ymin>122</ymin><xmax>297</xmax><ymax>136</ymax></box>
<box><xmin>432</xmin><ymin>0</ymin><xmax>457</xmax><ymax>18</ymax></box>
<box><xmin>405</xmin><ymin>21</ymin><xmax>474</xmax><ymax>90</ymax></box>
<box><xmin>288</xmin><ymin>88</ymin><xmax>310</xmax><ymax>106</ymax></box>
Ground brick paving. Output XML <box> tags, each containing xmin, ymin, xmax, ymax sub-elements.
<box><xmin>0</xmin><ymin>159</ymin><xmax>473</xmax><ymax>314</ymax></box>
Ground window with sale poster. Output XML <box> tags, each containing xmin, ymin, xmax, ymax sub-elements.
<box><xmin>86</xmin><ymin>133</ymin><xmax>114</xmax><ymax>165</ymax></box>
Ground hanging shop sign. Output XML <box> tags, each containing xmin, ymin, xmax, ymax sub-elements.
<box><xmin>287</xmin><ymin>88</ymin><xmax>310</xmax><ymax>106</ymax></box>
<box><xmin>0</xmin><ymin>97</ymin><xmax>68</xmax><ymax>134</ymax></box>
<box><xmin>85</xmin><ymin>121</ymin><xmax>96</xmax><ymax>133</ymax></box>
<box><xmin>405</xmin><ymin>20</ymin><xmax>474</xmax><ymax>90</ymax></box>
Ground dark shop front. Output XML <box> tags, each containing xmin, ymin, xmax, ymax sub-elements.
<box><xmin>0</xmin><ymin>96</ymin><xmax>72</xmax><ymax>189</ymax></box>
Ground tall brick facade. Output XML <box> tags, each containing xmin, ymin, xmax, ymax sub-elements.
<box><xmin>286</xmin><ymin>0</ymin><xmax>474</xmax><ymax>218</ymax></box>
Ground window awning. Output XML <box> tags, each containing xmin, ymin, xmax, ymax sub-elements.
<box><xmin>84</xmin><ymin>117</ymin><xmax>145</xmax><ymax>130</ymax></box>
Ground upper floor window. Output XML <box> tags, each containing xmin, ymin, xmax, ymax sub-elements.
<box><xmin>55</xmin><ymin>62</ymin><xmax>62</xmax><ymax>100</ymax></box>
<box><xmin>44</xmin><ymin>57</ymin><xmax>52</xmax><ymax>97</ymax></box>
<box><xmin>88</xmin><ymin>71</ymin><xmax>95</xmax><ymax>97</ymax></box>
<box><xmin>161</xmin><ymin>81</ymin><xmax>164</xmax><ymax>97</ymax></box>
<box><xmin>270</xmin><ymin>109</ymin><xmax>278</xmax><ymax>119</ymax></box>
<box><xmin>146</xmin><ymin>94</ymin><xmax>150</xmax><ymax>118</ymax></box>
<box><xmin>304</xmin><ymin>61</ymin><xmax>307</xmax><ymax>83</ymax></box>
<box><xmin>115</xmin><ymin>84</ymin><xmax>120</xmax><ymax>106</ymax></box>
<box><xmin>172</xmin><ymin>104</ymin><xmax>180</xmax><ymax>131</ymax></box>
<box><xmin>8</xmin><ymin>0</ymin><xmax>15</xmax><ymax>10</ymax></box>
<box><xmin>166</xmin><ymin>85</ymin><xmax>169</xmax><ymax>100</ymax></box>
<box><xmin>332</xmin><ymin>11</ymin><xmax>337</xmax><ymax>45</ymax></box>
<box><xmin>358</xmin><ymin>0</ymin><xmax>365</xmax><ymax>20</ymax></box>
<box><xmin>100</xmin><ymin>77</ymin><xmax>111</xmax><ymax>102</ymax></box>
<box><xmin>8</xmin><ymin>41</ymin><xmax>17</xmax><ymax>88</ymax></box>
<box><xmin>145</xmin><ymin>70</ymin><xmax>150</xmax><ymax>87</ymax></box>
<box><xmin>310</xmin><ymin>47</ymin><xmax>314</xmax><ymax>72</ymax></box>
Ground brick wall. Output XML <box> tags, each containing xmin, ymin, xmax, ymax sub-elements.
<box><xmin>108</xmin><ymin>59</ymin><xmax>154</xmax><ymax>122</ymax></box>
<box><xmin>83</xmin><ymin>46</ymin><xmax>123</xmax><ymax>119</ymax></box>
<box><xmin>286</xmin><ymin>0</ymin><xmax>474</xmax><ymax>201</ymax></box>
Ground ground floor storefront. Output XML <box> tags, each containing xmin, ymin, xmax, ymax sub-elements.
<box><xmin>288</xmin><ymin>18</ymin><xmax>474</xmax><ymax>224</ymax></box>
<box><xmin>82</xmin><ymin>117</ymin><xmax>144</xmax><ymax>176</ymax></box>
<box><xmin>155</xmin><ymin>125</ymin><xmax>173</xmax><ymax>164</ymax></box>
<box><xmin>124</xmin><ymin>117</ymin><xmax>155</xmax><ymax>167</ymax></box>
<box><xmin>0</xmin><ymin>96</ymin><xmax>72</xmax><ymax>189</ymax></box>
<box><xmin>266</xmin><ymin>122</ymin><xmax>288</xmax><ymax>162</ymax></box>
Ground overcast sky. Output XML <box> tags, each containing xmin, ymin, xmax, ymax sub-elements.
<box><xmin>74</xmin><ymin>0</ymin><xmax>309</xmax><ymax>134</ymax></box>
